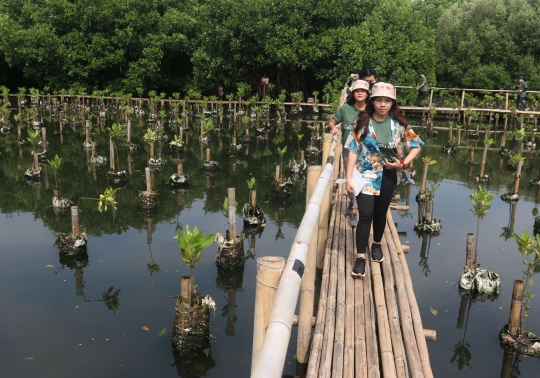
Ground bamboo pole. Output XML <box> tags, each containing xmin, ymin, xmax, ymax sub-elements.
<box><xmin>319</xmin><ymin>191</ymin><xmax>343</xmax><ymax>378</ymax></box>
<box><xmin>33</xmin><ymin>153</ymin><xmax>39</xmax><ymax>171</ymax></box>
<box><xmin>71</xmin><ymin>206</ymin><xmax>80</xmax><ymax>236</ymax></box>
<box><xmin>507</xmin><ymin>280</ymin><xmax>524</xmax><ymax>336</ymax></box>
<box><xmin>318</xmin><ymin>133</ymin><xmax>333</xmax><ymax>269</ymax></box>
<box><xmin>297</xmin><ymin>166</ymin><xmax>322</xmax><ymax>363</ymax></box>
<box><xmin>275</xmin><ymin>165</ymin><xmax>280</xmax><ymax>180</ymax></box>
<box><xmin>384</xmin><ymin>226</ymin><xmax>425</xmax><ymax>378</ymax></box>
<box><xmin>85</xmin><ymin>120</ymin><xmax>90</xmax><ymax>143</ymax></box>
<box><xmin>41</xmin><ymin>127</ymin><xmax>47</xmax><ymax>152</ymax></box>
<box><xmin>387</xmin><ymin>212</ymin><xmax>434</xmax><ymax>378</ymax></box>
<box><xmin>380</xmin><ymin>237</ymin><xmax>409</xmax><ymax>377</ymax></box>
<box><xmin>306</xmin><ymin>178</ymin><xmax>339</xmax><ymax>377</ymax></box>
<box><xmin>512</xmin><ymin>159</ymin><xmax>523</xmax><ymax>194</ymax></box>
<box><xmin>363</xmin><ymin>242</ymin><xmax>379</xmax><ymax>377</ymax></box>
<box><xmin>206</xmin><ymin>147</ymin><xmax>211</xmax><ymax>161</ymax></box>
<box><xmin>479</xmin><ymin>142</ymin><xmax>489</xmax><ymax>177</ymax></box>
<box><xmin>127</xmin><ymin>119</ymin><xmax>131</xmax><ymax>143</ymax></box>
<box><xmin>344</xmin><ymin>188</ymin><xmax>355</xmax><ymax>378</ymax></box>
<box><xmin>419</xmin><ymin>161</ymin><xmax>429</xmax><ymax>195</ymax></box>
<box><xmin>180</xmin><ymin>276</ymin><xmax>192</xmax><ymax>305</ymax></box>
<box><xmin>370</xmin><ymin>241</ymin><xmax>398</xmax><ymax>378</ymax></box>
<box><xmin>251</xmin><ymin>256</ymin><xmax>286</xmax><ymax>373</ymax></box>
<box><xmin>331</xmin><ymin>193</ymin><xmax>346</xmax><ymax>377</ymax></box>
<box><xmin>145</xmin><ymin>167</ymin><xmax>152</xmax><ymax>192</ymax></box>
<box><xmin>109</xmin><ymin>138</ymin><xmax>115</xmax><ymax>171</ymax></box>
<box><xmin>466</xmin><ymin>233</ymin><xmax>474</xmax><ymax>268</ymax></box>
<box><xmin>228</xmin><ymin>188</ymin><xmax>237</xmax><ymax>244</ymax></box>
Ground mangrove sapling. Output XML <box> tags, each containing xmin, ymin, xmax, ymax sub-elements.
<box><xmin>459</xmin><ymin>186</ymin><xmax>501</xmax><ymax>294</ymax></box>
<box><xmin>242</xmin><ymin>177</ymin><xmax>266</xmax><ymax>227</ymax></box>
<box><xmin>427</xmin><ymin>107</ymin><xmax>438</xmax><ymax>137</ymax></box>
<box><xmin>47</xmin><ymin>154</ymin><xmax>72</xmax><ymax>209</ymax></box>
<box><xmin>511</xmin><ymin>230</ymin><xmax>540</xmax><ymax>336</ymax></box>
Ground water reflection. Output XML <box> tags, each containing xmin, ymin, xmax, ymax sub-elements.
<box><xmin>172</xmin><ymin>347</ymin><xmax>216</xmax><ymax>378</ymax></box>
<box><xmin>216</xmin><ymin>267</ymin><xmax>244</xmax><ymax>337</ymax></box>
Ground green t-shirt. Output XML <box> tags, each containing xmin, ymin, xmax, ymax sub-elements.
<box><xmin>419</xmin><ymin>76</ymin><xmax>428</xmax><ymax>92</ymax></box>
<box><xmin>519</xmin><ymin>81</ymin><xmax>528</xmax><ymax>98</ymax></box>
<box><xmin>332</xmin><ymin>103</ymin><xmax>363</xmax><ymax>144</ymax></box>
<box><xmin>371</xmin><ymin>116</ymin><xmax>398</xmax><ymax>161</ymax></box>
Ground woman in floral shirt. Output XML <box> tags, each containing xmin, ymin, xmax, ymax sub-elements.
<box><xmin>346</xmin><ymin>83</ymin><xmax>423</xmax><ymax>276</ymax></box>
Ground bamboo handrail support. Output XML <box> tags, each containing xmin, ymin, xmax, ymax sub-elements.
<box><xmin>318</xmin><ymin>133</ymin><xmax>334</xmax><ymax>269</ymax></box>
<box><xmin>251</xmin><ymin>134</ymin><xmax>338</xmax><ymax>378</ymax></box>
<box><xmin>252</xmin><ymin>256</ymin><xmax>286</xmax><ymax>374</ymax></box>
<box><xmin>297</xmin><ymin>166</ymin><xmax>322</xmax><ymax>363</ymax></box>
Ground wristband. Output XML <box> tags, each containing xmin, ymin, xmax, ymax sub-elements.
<box><xmin>400</xmin><ymin>159</ymin><xmax>407</xmax><ymax>169</ymax></box>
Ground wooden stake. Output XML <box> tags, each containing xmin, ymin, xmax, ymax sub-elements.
<box><xmin>275</xmin><ymin>165</ymin><xmax>280</xmax><ymax>180</ymax></box>
<box><xmin>206</xmin><ymin>148</ymin><xmax>211</xmax><ymax>161</ymax></box>
<box><xmin>71</xmin><ymin>206</ymin><xmax>80</xmax><ymax>236</ymax></box>
<box><xmin>41</xmin><ymin>127</ymin><xmax>46</xmax><ymax>152</ymax></box>
<box><xmin>33</xmin><ymin>153</ymin><xmax>39</xmax><ymax>171</ymax></box>
<box><xmin>479</xmin><ymin>142</ymin><xmax>488</xmax><ymax>176</ymax></box>
<box><xmin>507</xmin><ymin>280</ymin><xmax>524</xmax><ymax>336</ymax></box>
<box><xmin>109</xmin><ymin>138</ymin><xmax>115</xmax><ymax>171</ymax></box>
<box><xmin>466</xmin><ymin>233</ymin><xmax>474</xmax><ymax>268</ymax></box>
<box><xmin>252</xmin><ymin>256</ymin><xmax>286</xmax><ymax>373</ymax></box>
<box><xmin>228</xmin><ymin>188</ymin><xmax>237</xmax><ymax>244</ymax></box>
<box><xmin>127</xmin><ymin>119</ymin><xmax>131</xmax><ymax>143</ymax></box>
<box><xmin>85</xmin><ymin>120</ymin><xmax>90</xmax><ymax>143</ymax></box>
<box><xmin>180</xmin><ymin>276</ymin><xmax>192</xmax><ymax>305</ymax></box>
<box><xmin>419</xmin><ymin>161</ymin><xmax>429</xmax><ymax>194</ymax></box>
<box><xmin>145</xmin><ymin>167</ymin><xmax>152</xmax><ymax>192</ymax></box>
<box><xmin>177</xmin><ymin>163</ymin><xmax>183</xmax><ymax>175</ymax></box>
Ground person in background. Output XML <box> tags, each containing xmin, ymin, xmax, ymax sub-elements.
<box><xmin>346</xmin><ymin>83</ymin><xmax>423</xmax><ymax>277</ymax></box>
<box><xmin>516</xmin><ymin>76</ymin><xmax>529</xmax><ymax>111</ymax></box>
<box><xmin>329</xmin><ymin>80</ymin><xmax>370</xmax><ymax>227</ymax></box>
<box><xmin>414</xmin><ymin>71</ymin><xmax>428</xmax><ymax>107</ymax></box>
<box><xmin>361</xmin><ymin>68</ymin><xmax>378</xmax><ymax>90</ymax></box>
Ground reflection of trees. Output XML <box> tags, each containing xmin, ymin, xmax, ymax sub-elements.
<box><xmin>419</xmin><ymin>235</ymin><xmax>431</xmax><ymax>278</ymax></box>
<box><xmin>216</xmin><ymin>267</ymin><xmax>244</xmax><ymax>337</ymax></box>
<box><xmin>172</xmin><ymin>347</ymin><xmax>216</xmax><ymax>378</ymax></box>
<box><xmin>500</xmin><ymin>350</ymin><xmax>521</xmax><ymax>378</ymax></box>
<box><xmin>500</xmin><ymin>202</ymin><xmax>517</xmax><ymax>241</ymax></box>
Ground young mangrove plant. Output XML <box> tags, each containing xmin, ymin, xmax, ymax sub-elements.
<box><xmin>47</xmin><ymin>154</ymin><xmax>72</xmax><ymax>209</ymax></box>
<box><xmin>242</xmin><ymin>177</ymin><xmax>266</xmax><ymax>227</ymax></box>
<box><xmin>502</xmin><ymin>153</ymin><xmax>525</xmax><ymax>201</ymax></box>
<box><xmin>172</xmin><ymin>225</ymin><xmax>216</xmax><ymax>352</ymax></box>
<box><xmin>459</xmin><ymin>186</ymin><xmax>501</xmax><ymax>295</ymax></box>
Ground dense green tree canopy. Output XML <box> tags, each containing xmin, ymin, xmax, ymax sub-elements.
<box><xmin>0</xmin><ymin>0</ymin><xmax>539</xmax><ymax>95</ymax></box>
<box><xmin>435</xmin><ymin>0</ymin><xmax>540</xmax><ymax>89</ymax></box>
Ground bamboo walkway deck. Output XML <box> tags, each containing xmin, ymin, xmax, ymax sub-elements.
<box><xmin>306</xmin><ymin>161</ymin><xmax>433</xmax><ymax>378</ymax></box>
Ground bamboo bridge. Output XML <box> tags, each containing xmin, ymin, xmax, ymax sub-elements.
<box><xmin>250</xmin><ymin>131</ymin><xmax>434</xmax><ymax>378</ymax></box>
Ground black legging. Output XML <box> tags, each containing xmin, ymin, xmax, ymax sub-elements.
<box><xmin>355</xmin><ymin>168</ymin><xmax>397</xmax><ymax>254</ymax></box>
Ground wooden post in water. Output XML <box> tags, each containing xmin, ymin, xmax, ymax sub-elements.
<box><xmin>206</xmin><ymin>148</ymin><xmax>211</xmax><ymax>161</ymax></box>
<box><xmin>275</xmin><ymin>165</ymin><xmax>280</xmax><ymax>180</ymax></box>
<box><xmin>181</xmin><ymin>276</ymin><xmax>192</xmax><ymax>304</ymax></box>
<box><xmin>507</xmin><ymin>280</ymin><xmax>524</xmax><ymax>336</ymax></box>
<box><xmin>466</xmin><ymin>233</ymin><xmax>474</xmax><ymax>268</ymax></box>
<box><xmin>33</xmin><ymin>153</ymin><xmax>39</xmax><ymax>171</ymax></box>
<box><xmin>85</xmin><ymin>120</ymin><xmax>90</xmax><ymax>144</ymax></box>
<box><xmin>228</xmin><ymin>188</ymin><xmax>237</xmax><ymax>244</ymax></box>
<box><xmin>252</xmin><ymin>256</ymin><xmax>286</xmax><ymax>373</ymax></box>
<box><xmin>479</xmin><ymin>142</ymin><xmax>489</xmax><ymax>177</ymax></box>
<box><xmin>71</xmin><ymin>206</ymin><xmax>80</xmax><ymax>236</ymax></box>
<box><xmin>512</xmin><ymin>159</ymin><xmax>523</xmax><ymax>194</ymax></box>
<box><xmin>297</xmin><ymin>165</ymin><xmax>322</xmax><ymax>363</ymax></box>
<box><xmin>127</xmin><ymin>119</ymin><xmax>131</xmax><ymax>143</ymax></box>
<box><xmin>145</xmin><ymin>167</ymin><xmax>152</xmax><ymax>192</ymax></box>
<box><xmin>109</xmin><ymin>137</ymin><xmax>115</xmax><ymax>171</ymax></box>
<box><xmin>419</xmin><ymin>160</ymin><xmax>429</xmax><ymax>195</ymax></box>
<box><xmin>41</xmin><ymin>127</ymin><xmax>46</xmax><ymax>152</ymax></box>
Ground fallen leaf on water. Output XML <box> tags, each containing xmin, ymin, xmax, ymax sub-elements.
<box><xmin>429</xmin><ymin>306</ymin><xmax>438</xmax><ymax>316</ymax></box>
<box><xmin>45</xmin><ymin>264</ymin><xmax>54</xmax><ymax>268</ymax></box>
<box><xmin>75</xmin><ymin>306</ymin><xmax>79</xmax><ymax>309</ymax></box>
<box><xmin>203</xmin><ymin>348</ymin><xmax>210</xmax><ymax>357</ymax></box>
<box><xmin>142</xmin><ymin>326</ymin><xmax>149</xmax><ymax>331</ymax></box>
<box><xmin>158</xmin><ymin>328</ymin><xmax>167</xmax><ymax>337</ymax></box>
<box><xmin>24</xmin><ymin>357</ymin><xmax>35</xmax><ymax>360</ymax></box>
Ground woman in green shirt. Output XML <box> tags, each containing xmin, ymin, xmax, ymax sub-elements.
<box><xmin>346</xmin><ymin>83</ymin><xmax>424</xmax><ymax>276</ymax></box>
<box><xmin>329</xmin><ymin>80</ymin><xmax>370</xmax><ymax>225</ymax></box>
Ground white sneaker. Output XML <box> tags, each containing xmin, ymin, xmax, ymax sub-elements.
<box><xmin>525</xmin><ymin>107</ymin><xmax>530</xmax><ymax>111</ymax></box>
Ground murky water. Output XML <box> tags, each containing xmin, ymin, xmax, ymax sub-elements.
<box><xmin>0</xmin><ymin>105</ymin><xmax>539</xmax><ymax>377</ymax></box>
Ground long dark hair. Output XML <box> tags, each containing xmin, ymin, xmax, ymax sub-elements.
<box><xmin>353</xmin><ymin>98</ymin><xmax>408</xmax><ymax>141</ymax></box>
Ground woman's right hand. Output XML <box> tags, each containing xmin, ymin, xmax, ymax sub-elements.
<box><xmin>346</xmin><ymin>180</ymin><xmax>356</xmax><ymax>194</ymax></box>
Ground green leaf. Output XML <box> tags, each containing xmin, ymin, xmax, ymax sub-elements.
<box><xmin>430</xmin><ymin>306</ymin><xmax>438</xmax><ymax>316</ymax></box>
<box><xmin>158</xmin><ymin>328</ymin><xmax>167</xmax><ymax>337</ymax></box>
<box><xmin>24</xmin><ymin>357</ymin><xmax>35</xmax><ymax>360</ymax></box>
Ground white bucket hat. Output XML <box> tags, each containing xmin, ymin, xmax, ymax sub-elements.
<box><xmin>350</xmin><ymin>80</ymin><xmax>370</xmax><ymax>92</ymax></box>
<box><xmin>371</xmin><ymin>82</ymin><xmax>396</xmax><ymax>100</ymax></box>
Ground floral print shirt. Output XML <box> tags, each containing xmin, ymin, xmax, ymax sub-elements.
<box><xmin>348</xmin><ymin>117</ymin><xmax>423</xmax><ymax>196</ymax></box>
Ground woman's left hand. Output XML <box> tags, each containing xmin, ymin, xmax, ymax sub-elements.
<box><xmin>382</xmin><ymin>157</ymin><xmax>402</xmax><ymax>169</ymax></box>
